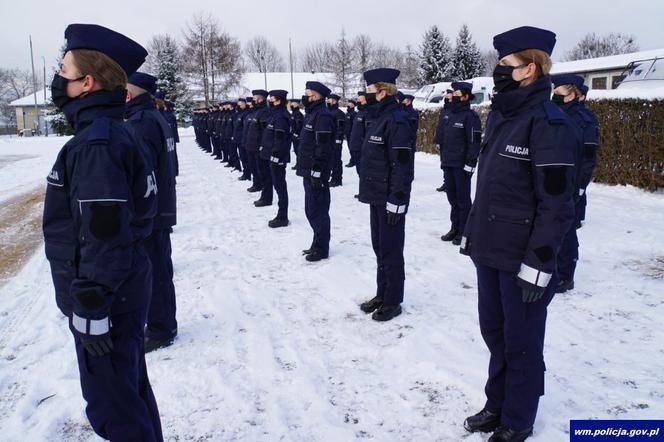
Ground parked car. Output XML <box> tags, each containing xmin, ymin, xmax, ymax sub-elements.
<box><xmin>617</xmin><ymin>57</ymin><xmax>664</xmax><ymax>89</ymax></box>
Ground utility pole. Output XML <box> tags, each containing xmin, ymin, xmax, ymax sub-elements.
<box><xmin>43</xmin><ymin>56</ymin><xmax>48</xmax><ymax>136</ymax></box>
<box><xmin>289</xmin><ymin>38</ymin><xmax>294</xmax><ymax>98</ymax></box>
<box><xmin>29</xmin><ymin>35</ymin><xmax>39</xmax><ymax>134</ymax></box>
<box><xmin>258</xmin><ymin>48</ymin><xmax>267</xmax><ymax>90</ymax></box>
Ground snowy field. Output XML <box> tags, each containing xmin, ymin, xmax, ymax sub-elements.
<box><xmin>0</xmin><ymin>129</ymin><xmax>663</xmax><ymax>441</ymax></box>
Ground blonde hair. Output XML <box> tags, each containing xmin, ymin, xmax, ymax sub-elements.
<box><xmin>374</xmin><ymin>82</ymin><xmax>398</xmax><ymax>95</ymax></box>
<box><xmin>70</xmin><ymin>49</ymin><xmax>127</xmax><ymax>91</ymax></box>
<box><xmin>513</xmin><ymin>49</ymin><xmax>552</xmax><ymax>78</ymax></box>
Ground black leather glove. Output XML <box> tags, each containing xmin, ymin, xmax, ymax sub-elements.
<box><xmin>311</xmin><ymin>176</ymin><xmax>324</xmax><ymax>189</ymax></box>
<box><xmin>522</xmin><ymin>286</ymin><xmax>544</xmax><ymax>303</ymax></box>
<box><xmin>81</xmin><ymin>334</ymin><xmax>114</xmax><ymax>357</ymax></box>
<box><xmin>387</xmin><ymin>211</ymin><xmax>403</xmax><ymax>226</ymax></box>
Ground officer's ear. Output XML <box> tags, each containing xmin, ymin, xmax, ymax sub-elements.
<box><xmin>81</xmin><ymin>74</ymin><xmax>97</xmax><ymax>94</ymax></box>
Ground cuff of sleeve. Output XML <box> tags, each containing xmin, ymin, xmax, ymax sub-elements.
<box><xmin>271</xmin><ymin>156</ymin><xmax>280</xmax><ymax>164</ymax></box>
<box><xmin>517</xmin><ymin>263</ymin><xmax>552</xmax><ymax>288</ymax></box>
<box><xmin>386</xmin><ymin>202</ymin><xmax>407</xmax><ymax>214</ymax></box>
<box><xmin>579</xmin><ymin>188</ymin><xmax>585</xmax><ymax>196</ymax></box>
<box><xmin>72</xmin><ymin>313</ymin><xmax>110</xmax><ymax>336</ymax></box>
<box><xmin>311</xmin><ymin>170</ymin><xmax>321</xmax><ymax>178</ymax></box>
<box><xmin>463</xmin><ymin>164</ymin><xmax>475</xmax><ymax>173</ymax></box>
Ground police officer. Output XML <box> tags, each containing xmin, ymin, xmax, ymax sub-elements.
<box><xmin>344</xmin><ymin>99</ymin><xmax>357</xmax><ymax>167</ymax></box>
<box><xmin>327</xmin><ymin>93</ymin><xmax>346</xmax><ymax>187</ymax></box>
<box><xmin>460</xmin><ymin>26</ymin><xmax>579</xmax><ymax>442</ymax></box>
<box><xmin>295</xmin><ymin>81</ymin><xmax>335</xmax><ymax>262</ymax></box>
<box><xmin>239</xmin><ymin>97</ymin><xmax>256</xmax><ymax>182</ymax></box>
<box><xmin>210</xmin><ymin>104</ymin><xmax>222</xmax><ymax>159</ymax></box>
<box><xmin>125</xmin><ymin>72</ymin><xmax>179</xmax><ymax>353</ymax></box>
<box><xmin>289</xmin><ymin>98</ymin><xmax>304</xmax><ymax>165</ymax></box>
<box><xmin>234</xmin><ymin>98</ymin><xmax>250</xmax><ymax>176</ymax></box>
<box><xmin>435</xmin><ymin>89</ymin><xmax>454</xmax><ymax>192</ymax></box>
<box><xmin>223</xmin><ymin>101</ymin><xmax>237</xmax><ymax>168</ymax></box>
<box><xmin>253</xmin><ymin>90</ymin><xmax>274</xmax><ymax>206</ymax></box>
<box><xmin>163</xmin><ymin>100</ymin><xmax>180</xmax><ymax>176</ymax></box>
<box><xmin>43</xmin><ymin>24</ymin><xmax>163</xmax><ymax>441</ymax></box>
<box><xmin>576</xmin><ymin>84</ymin><xmax>597</xmax><ymax>226</ymax></box>
<box><xmin>265</xmin><ymin>90</ymin><xmax>292</xmax><ymax>227</ymax></box>
<box><xmin>551</xmin><ymin>74</ymin><xmax>599</xmax><ymax>293</ymax></box>
<box><xmin>245</xmin><ymin>90</ymin><xmax>270</xmax><ymax>194</ymax></box>
<box><xmin>401</xmin><ymin>94</ymin><xmax>420</xmax><ymax>150</ymax></box>
<box><xmin>438</xmin><ymin>81</ymin><xmax>482</xmax><ymax>245</ymax></box>
<box><xmin>357</xmin><ymin>68</ymin><xmax>415</xmax><ymax>322</ymax></box>
<box><xmin>349</xmin><ymin>92</ymin><xmax>369</xmax><ymax>185</ymax></box>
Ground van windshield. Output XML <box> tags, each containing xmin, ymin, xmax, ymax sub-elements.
<box><xmin>620</xmin><ymin>58</ymin><xmax>664</xmax><ymax>84</ymax></box>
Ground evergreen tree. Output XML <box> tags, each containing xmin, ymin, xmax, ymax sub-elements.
<box><xmin>451</xmin><ymin>24</ymin><xmax>484</xmax><ymax>80</ymax></box>
<box><xmin>417</xmin><ymin>26</ymin><xmax>453</xmax><ymax>84</ymax></box>
<box><xmin>153</xmin><ymin>35</ymin><xmax>186</xmax><ymax>106</ymax></box>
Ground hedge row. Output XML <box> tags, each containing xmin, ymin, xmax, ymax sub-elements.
<box><xmin>415</xmin><ymin>100</ymin><xmax>664</xmax><ymax>191</ymax></box>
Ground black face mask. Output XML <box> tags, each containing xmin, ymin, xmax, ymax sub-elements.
<box><xmin>301</xmin><ymin>95</ymin><xmax>310</xmax><ymax>106</ymax></box>
<box><xmin>551</xmin><ymin>93</ymin><xmax>567</xmax><ymax>106</ymax></box>
<box><xmin>50</xmin><ymin>73</ymin><xmax>85</xmax><ymax>110</ymax></box>
<box><xmin>451</xmin><ymin>96</ymin><xmax>462</xmax><ymax>103</ymax></box>
<box><xmin>365</xmin><ymin>92</ymin><xmax>377</xmax><ymax>106</ymax></box>
<box><xmin>492</xmin><ymin>64</ymin><xmax>526</xmax><ymax>94</ymax></box>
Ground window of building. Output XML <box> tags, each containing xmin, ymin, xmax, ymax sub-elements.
<box><xmin>592</xmin><ymin>77</ymin><xmax>607</xmax><ymax>90</ymax></box>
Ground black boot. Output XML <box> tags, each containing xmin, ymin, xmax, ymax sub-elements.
<box><xmin>268</xmin><ymin>217</ymin><xmax>289</xmax><ymax>228</ymax></box>
<box><xmin>329</xmin><ymin>180</ymin><xmax>342</xmax><ymax>187</ymax></box>
<box><xmin>254</xmin><ymin>199</ymin><xmax>272</xmax><ymax>207</ymax></box>
<box><xmin>238</xmin><ymin>175</ymin><xmax>250</xmax><ymax>181</ymax></box>
<box><xmin>463</xmin><ymin>408</ymin><xmax>501</xmax><ymax>433</ymax></box>
<box><xmin>305</xmin><ymin>249</ymin><xmax>329</xmax><ymax>262</ymax></box>
<box><xmin>488</xmin><ymin>426</ymin><xmax>533</xmax><ymax>442</ymax></box>
<box><xmin>441</xmin><ymin>227</ymin><xmax>459</xmax><ymax>242</ymax></box>
<box><xmin>555</xmin><ymin>279</ymin><xmax>575</xmax><ymax>293</ymax></box>
<box><xmin>360</xmin><ymin>296</ymin><xmax>383</xmax><ymax>313</ymax></box>
<box><xmin>436</xmin><ymin>184</ymin><xmax>446</xmax><ymax>192</ymax></box>
<box><xmin>247</xmin><ymin>185</ymin><xmax>262</xmax><ymax>193</ymax></box>
<box><xmin>452</xmin><ymin>233</ymin><xmax>463</xmax><ymax>246</ymax></box>
<box><xmin>345</xmin><ymin>162</ymin><xmax>355</xmax><ymax>168</ymax></box>
<box><xmin>371</xmin><ymin>304</ymin><xmax>402</xmax><ymax>321</ymax></box>
<box><xmin>144</xmin><ymin>336</ymin><xmax>175</xmax><ymax>353</ymax></box>
<box><xmin>302</xmin><ymin>247</ymin><xmax>314</xmax><ymax>255</ymax></box>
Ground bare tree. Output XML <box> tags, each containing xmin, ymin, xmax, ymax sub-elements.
<box><xmin>0</xmin><ymin>68</ymin><xmax>39</xmax><ymax>126</ymax></box>
<box><xmin>245</xmin><ymin>36</ymin><xmax>286</xmax><ymax>72</ymax></box>
<box><xmin>353</xmin><ymin>34</ymin><xmax>374</xmax><ymax>74</ymax></box>
<box><xmin>481</xmin><ymin>49</ymin><xmax>499</xmax><ymax>76</ymax></box>
<box><xmin>396</xmin><ymin>44</ymin><xmax>421</xmax><ymax>88</ymax></box>
<box><xmin>182</xmin><ymin>12</ymin><xmax>244</xmax><ymax>105</ymax></box>
<box><xmin>328</xmin><ymin>29</ymin><xmax>357</xmax><ymax>97</ymax></box>
<box><xmin>564</xmin><ymin>33</ymin><xmax>639</xmax><ymax>61</ymax></box>
<box><xmin>300</xmin><ymin>42</ymin><xmax>334</xmax><ymax>73</ymax></box>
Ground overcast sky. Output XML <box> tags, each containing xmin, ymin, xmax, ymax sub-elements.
<box><xmin>2</xmin><ymin>0</ymin><xmax>663</xmax><ymax>73</ymax></box>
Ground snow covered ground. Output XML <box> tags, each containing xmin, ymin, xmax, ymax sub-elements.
<box><xmin>0</xmin><ymin>129</ymin><xmax>662</xmax><ymax>441</ymax></box>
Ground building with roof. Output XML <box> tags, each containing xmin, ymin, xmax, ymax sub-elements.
<box><xmin>9</xmin><ymin>87</ymin><xmax>53</xmax><ymax>134</ymax></box>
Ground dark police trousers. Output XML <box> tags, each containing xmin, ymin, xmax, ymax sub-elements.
<box><xmin>271</xmin><ymin>163</ymin><xmax>288</xmax><ymax>219</ymax></box>
<box><xmin>370</xmin><ymin>204</ymin><xmax>405</xmax><ymax>305</ymax></box>
<box><xmin>331</xmin><ymin>142</ymin><xmax>343</xmax><ymax>182</ymax></box>
<box><xmin>303</xmin><ymin>177</ymin><xmax>331</xmax><ymax>254</ymax></box>
<box><xmin>229</xmin><ymin>142</ymin><xmax>241</xmax><ymax>170</ymax></box>
<box><xmin>246</xmin><ymin>151</ymin><xmax>262</xmax><ymax>188</ymax></box>
<box><xmin>258</xmin><ymin>157</ymin><xmax>273</xmax><ymax>203</ymax></box>
<box><xmin>146</xmin><ymin>229</ymin><xmax>178</xmax><ymax>341</ymax></box>
<box><xmin>475</xmin><ymin>263</ymin><xmax>557</xmax><ymax>431</ymax></box>
<box><xmin>558</xmin><ymin>202</ymin><xmax>582</xmax><ymax>282</ymax></box>
<box><xmin>443</xmin><ymin>166</ymin><xmax>472</xmax><ymax>231</ymax></box>
<box><xmin>70</xmin><ymin>306</ymin><xmax>163</xmax><ymax>442</ymax></box>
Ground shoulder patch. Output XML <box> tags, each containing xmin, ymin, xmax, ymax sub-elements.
<box><xmin>542</xmin><ymin>101</ymin><xmax>567</xmax><ymax>124</ymax></box>
<box><xmin>88</xmin><ymin>117</ymin><xmax>111</xmax><ymax>145</ymax></box>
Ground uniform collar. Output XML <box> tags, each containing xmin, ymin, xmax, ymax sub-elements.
<box><xmin>450</xmin><ymin>100</ymin><xmax>470</xmax><ymax>113</ymax></box>
<box><xmin>63</xmin><ymin>89</ymin><xmax>127</xmax><ymax>133</ymax></box>
<box><xmin>376</xmin><ymin>95</ymin><xmax>399</xmax><ymax>114</ymax></box>
<box><xmin>490</xmin><ymin>75</ymin><xmax>552</xmax><ymax>117</ymax></box>
<box><xmin>305</xmin><ymin>99</ymin><xmax>325</xmax><ymax>114</ymax></box>
<box><xmin>124</xmin><ymin>92</ymin><xmax>155</xmax><ymax>119</ymax></box>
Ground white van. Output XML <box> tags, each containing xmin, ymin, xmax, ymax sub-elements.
<box><xmin>413</xmin><ymin>77</ymin><xmax>494</xmax><ymax>108</ymax></box>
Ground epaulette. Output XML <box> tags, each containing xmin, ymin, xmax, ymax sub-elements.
<box><xmin>88</xmin><ymin>117</ymin><xmax>111</xmax><ymax>145</ymax></box>
<box><xmin>542</xmin><ymin>101</ymin><xmax>567</xmax><ymax>123</ymax></box>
